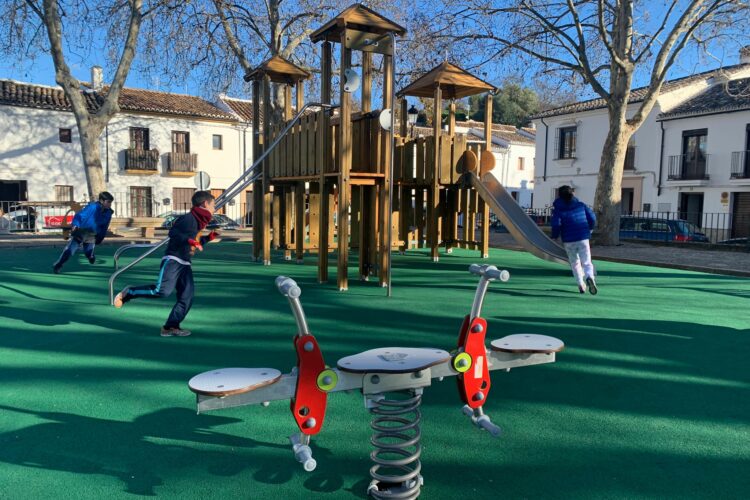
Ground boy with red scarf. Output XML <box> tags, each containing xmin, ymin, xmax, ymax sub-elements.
<box><xmin>113</xmin><ymin>191</ymin><xmax>219</xmax><ymax>337</ymax></box>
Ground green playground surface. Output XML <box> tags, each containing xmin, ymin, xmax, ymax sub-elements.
<box><xmin>0</xmin><ymin>242</ymin><xmax>748</xmax><ymax>499</ymax></box>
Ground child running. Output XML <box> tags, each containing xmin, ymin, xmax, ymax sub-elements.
<box><xmin>113</xmin><ymin>191</ymin><xmax>219</xmax><ymax>336</ymax></box>
<box><xmin>550</xmin><ymin>185</ymin><xmax>598</xmax><ymax>295</ymax></box>
<box><xmin>53</xmin><ymin>192</ymin><xmax>114</xmax><ymax>273</ymax></box>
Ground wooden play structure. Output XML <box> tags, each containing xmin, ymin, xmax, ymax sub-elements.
<box><xmin>247</xmin><ymin>4</ymin><xmax>501</xmax><ymax>291</ymax></box>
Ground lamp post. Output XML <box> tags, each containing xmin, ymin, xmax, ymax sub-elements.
<box><xmin>407</xmin><ymin>104</ymin><xmax>419</xmax><ymax>137</ymax></box>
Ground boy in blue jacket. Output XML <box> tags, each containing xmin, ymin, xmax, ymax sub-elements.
<box><xmin>550</xmin><ymin>186</ymin><xmax>598</xmax><ymax>295</ymax></box>
<box><xmin>52</xmin><ymin>191</ymin><xmax>114</xmax><ymax>273</ymax></box>
<box><xmin>113</xmin><ymin>191</ymin><xmax>219</xmax><ymax>337</ymax></box>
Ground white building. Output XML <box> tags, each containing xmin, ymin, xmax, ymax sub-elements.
<box><xmin>530</xmin><ymin>50</ymin><xmax>750</xmax><ymax>240</ymax></box>
<box><xmin>0</xmin><ymin>73</ymin><xmax>255</xmax><ymax>222</ymax></box>
<box><xmin>457</xmin><ymin>120</ymin><xmax>536</xmax><ymax>208</ymax></box>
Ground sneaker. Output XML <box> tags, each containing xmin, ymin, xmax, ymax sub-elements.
<box><xmin>578</xmin><ymin>284</ymin><xmax>586</xmax><ymax>294</ymax></box>
<box><xmin>160</xmin><ymin>327</ymin><xmax>191</xmax><ymax>337</ymax></box>
<box><xmin>52</xmin><ymin>264</ymin><xmax>62</xmax><ymax>274</ymax></box>
<box><xmin>88</xmin><ymin>256</ymin><xmax>96</xmax><ymax>264</ymax></box>
<box><xmin>586</xmin><ymin>277</ymin><xmax>598</xmax><ymax>295</ymax></box>
<box><xmin>113</xmin><ymin>287</ymin><xmax>130</xmax><ymax>308</ymax></box>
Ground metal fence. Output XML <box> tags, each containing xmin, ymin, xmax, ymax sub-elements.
<box><xmin>1</xmin><ymin>194</ymin><xmax>253</xmax><ymax>233</ymax></box>
<box><xmin>510</xmin><ymin>208</ymin><xmax>750</xmax><ymax>245</ymax></box>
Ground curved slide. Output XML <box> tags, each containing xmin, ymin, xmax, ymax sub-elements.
<box><xmin>470</xmin><ymin>173</ymin><xmax>568</xmax><ymax>266</ymax></box>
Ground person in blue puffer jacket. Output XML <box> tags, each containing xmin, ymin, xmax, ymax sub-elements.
<box><xmin>52</xmin><ymin>191</ymin><xmax>114</xmax><ymax>273</ymax></box>
<box><xmin>550</xmin><ymin>185</ymin><xmax>598</xmax><ymax>295</ymax></box>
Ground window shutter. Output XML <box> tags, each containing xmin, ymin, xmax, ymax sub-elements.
<box><xmin>554</xmin><ymin>128</ymin><xmax>560</xmax><ymax>159</ymax></box>
<box><xmin>573</xmin><ymin>124</ymin><xmax>580</xmax><ymax>159</ymax></box>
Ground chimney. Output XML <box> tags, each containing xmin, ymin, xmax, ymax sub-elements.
<box><xmin>91</xmin><ymin>66</ymin><xmax>103</xmax><ymax>90</ymax></box>
<box><xmin>741</xmin><ymin>46</ymin><xmax>750</xmax><ymax>65</ymax></box>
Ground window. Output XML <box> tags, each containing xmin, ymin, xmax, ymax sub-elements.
<box><xmin>558</xmin><ymin>126</ymin><xmax>577</xmax><ymax>159</ymax></box>
<box><xmin>624</xmin><ymin>138</ymin><xmax>636</xmax><ymax>170</ymax></box>
<box><xmin>130</xmin><ymin>127</ymin><xmax>150</xmax><ymax>150</ymax></box>
<box><xmin>59</xmin><ymin>128</ymin><xmax>72</xmax><ymax>143</ymax></box>
<box><xmin>172</xmin><ymin>187</ymin><xmax>196</xmax><ymax>212</ymax></box>
<box><xmin>212</xmin><ymin>134</ymin><xmax>223</xmax><ymax>150</ymax></box>
<box><xmin>129</xmin><ymin>186</ymin><xmax>153</xmax><ymax>217</ymax></box>
<box><xmin>681</xmin><ymin>129</ymin><xmax>707</xmax><ymax>179</ymax></box>
<box><xmin>55</xmin><ymin>185</ymin><xmax>73</xmax><ymax>202</ymax></box>
<box><xmin>517</xmin><ymin>157</ymin><xmax>525</xmax><ymax>170</ymax></box>
<box><xmin>172</xmin><ymin>131</ymin><xmax>190</xmax><ymax>153</ymax></box>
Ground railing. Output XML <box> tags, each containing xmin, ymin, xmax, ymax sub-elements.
<box><xmin>730</xmin><ymin>151</ymin><xmax>750</xmax><ymax>179</ymax></box>
<box><xmin>0</xmin><ymin>200</ymin><xmax>79</xmax><ymax>232</ymax></box>
<box><xmin>167</xmin><ymin>152</ymin><xmax>198</xmax><ymax>173</ymax></box>
<box><xmin>503</xmin><ymin>207</ymin><xmax>750</xmax><ymax>244</ymax></box>
<box><xmin>668</xmin><ymin>154</ymin><xmax>710</xmax><ymax>180</ymax></box>
<box><xmin>124</xmin><ymin>149</ymin><xmax>159</xmax><ymax>171</ymax></box>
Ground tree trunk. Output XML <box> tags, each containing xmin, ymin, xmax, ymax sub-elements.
<box><xmin>79</xmin><ymin>124</ymin><xmax>107</xmax><ymax>199</ymax></box>
<box><xmin>593</xmin><ymin>105</ymin><xmax>633</xmax><ymax>245</ymax></box>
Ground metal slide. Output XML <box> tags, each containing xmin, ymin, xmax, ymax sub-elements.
<box><xmin>470</xmin><ymin>173</ymin><xmax>568</xmax><ymax>266</ymax></box>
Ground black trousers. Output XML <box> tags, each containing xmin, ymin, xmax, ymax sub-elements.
<box><xmin>125</xmin><ymin>259</ymin><xmax>194</xmax><ymax>328</ymax></box>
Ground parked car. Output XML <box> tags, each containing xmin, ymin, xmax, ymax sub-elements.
<box><xmin>159</xmin><ymin>211</ymin><xmax>240</xmax><ymax>230</ymax></box>
<box><xmin>619</xmin><ymin>215</ymin><xmax>709</xmax><ymax>242</ymax></box>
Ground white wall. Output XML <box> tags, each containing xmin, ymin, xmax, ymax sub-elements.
<box><xmin>0</xmin><ymin>105</ymin><xmax>253</xmax><ymax>215</ymax></box>
<box><xmin>660</xmin><ymin>110</ymin><xmax>750</xmax><ymax>215</ymax></box>
<box><xmin>489</xmin><ymin>143</ymin><xmax>536</xmax><ymax>208</ymax></box>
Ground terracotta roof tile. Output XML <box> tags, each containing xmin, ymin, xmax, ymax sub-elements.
<box><xmin>0</xmin><ymin>79</ymin><xmax>237</xmax><ymax>121</ymax></box>
<box><xmin>219</xmin><ymin>96</ymin><xmax>255</xmax><ymax>122</ymax></box>
<box><xmin>529</xmin><ymin>63</ymin><xmax>750</xmax><ymax>119</ymax></box>
<box><xmin>658</xmin><ymin>77</ymin><xmax>750</xmax><ymax>120</ymax></box>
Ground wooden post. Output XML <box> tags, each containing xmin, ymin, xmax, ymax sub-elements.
<box><xmin>378</xmin><ymin>53</ymin><xmax>393</xmax><ymax>286</ymax></box>
<box><xmin>295</xmin><ymin>81</ymin><xmax>306</xmax><ymax>263</ymax></box>
<box><xmin>262</xmin><ymin>75</ymin><xmax>273</xmax><ymax>265</ymax></box>
<box><xmin>318</xmin><ymin>42</ymin><xmax>332</xmax><ymax>283</ymax></box>
<box><xmin>446</xmin><ymin>100</ymin><xmax>456</xmax><ymax>254</ymax></box>
<box><xmin>252</xmin><ymin>79</ymin><xmax>263</xmax><ymax>262</ymax></box>
<box><xmin>430</xmin><ymin>85</ymin><xmax>442</xmax><ymax>261</ymax></box>
<box><xmin>361</xmin><ymin>52</ymin><xmax>372</xmax><ymax>113</ymax></box>
<box><xmin>481</xmin><ymin>93</ymin><xmax>492</xmax><ymax>258</ymax></box>
<box><xmin>398</xmin><ymin>98</ymin><xmax>408</xmax><ymax>253</ymax></box>
<box><xmin>337</xmin><ymin>35</ymin><xmax>352</xmax><ymax>291</ymax></box>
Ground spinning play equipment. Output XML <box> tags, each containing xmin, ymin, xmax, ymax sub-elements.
<box><xmin>188</xmin><ymin>264</ymin><xmax>564</xmax><ymax>498</ymax></box>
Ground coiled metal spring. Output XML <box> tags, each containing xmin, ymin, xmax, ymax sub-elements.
<box><xmin>367</xmin><ymin>389</ymin><xmax>424</xmax><ymax>499</ymax></box>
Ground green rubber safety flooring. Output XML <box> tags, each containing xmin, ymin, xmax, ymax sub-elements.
<box><xmin>0</xmin><ymin>242</ymin><xmax>748</xmax><ymax>499</ymax></box>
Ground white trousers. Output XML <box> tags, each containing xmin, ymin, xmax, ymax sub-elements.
<box><xmin>563</xmin><ymin>239</ymin><xmax>595</xmax><ymax>286</ymax></box>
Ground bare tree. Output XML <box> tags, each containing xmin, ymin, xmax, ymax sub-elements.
<box><xmin>426</xmin><ymin>0</ymin><xmax>749</xmax><ymax>244</ymax></box>
<box><xmin>0</xmin><ymin>1</ymin><xmax>151</xmax><ymax>198</ymax></box>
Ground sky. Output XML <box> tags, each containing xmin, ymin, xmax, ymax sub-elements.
<box><xmin>0</xmin><ymin>2</ymin><xmax>747</xmax><ymax>103</ymax></box>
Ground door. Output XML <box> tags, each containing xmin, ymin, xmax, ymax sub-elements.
<box><xmin>210</xmin><ymin>189</ymin><xmax>225</xmax><ymax>215</ymax></box>
<box><xmin>745</xmin><ymin>124</ymin><xmax>750</xmax><ymax>176</ymax></box>
<box><xmin>731</xmin><ymin>192</ymin><xmax>750</xmax><ymax>238</ymax></box>
<box><xmin>172</xmin><ymin>131</ymin><xmax>190</xmax><ymax>153</ymax></box>
<box><xmin>130</xmin><ymin>127</ymin><xmax>150</xmax><ymax>150</ymax></box>
<box><xmin>679</xmin><ymin>193</ymin><xmax>703</xmax><ymax>227</ymax></box>
<box><xmin>130</xmin><ymin>186</ymin><xmax>153</xmax><ymax>217</ymax></box>
<box><xmin>681</xmin><ymin>129</ymin><xmax>707</xmax><ymax>179</ymax></box>
<box><xmin>172</xmin><ymin>187</ymin><xmax>195</xmax><ymax>213</ymax></box>
<box><xmin>0</xmin><ymin>180</ymin><xmax>28</xmax><ymax>215</ymax></box>
<box><xmin>620</xmin><ymin>188</ymin><xmax>634</xmax><ymax>215</ymax></box>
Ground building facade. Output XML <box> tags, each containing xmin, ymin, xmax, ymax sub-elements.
<box><xmin>0</xmin><ymin>77</ymin><xmax>254</xmax><ymax>223</ymax></box>
<box><xmin>531</xmin><ymin>53</ymin><xmax>750</xmax><ymax>240</ymax></box>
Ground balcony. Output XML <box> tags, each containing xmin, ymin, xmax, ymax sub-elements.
<box><xmin>730</xmin><ymin>151</ymin><xmax>750</xmax><ymax>179</ymax></box>
<box><xmin>123</xmin><ymin>148</ymin><xmax>159</xmax><ymax>174</ymax></box>
<box><xmin>166</xmin><ymin>152</ymin><xmax>198</xmax><ymax>176</ymax></box>
<box><xmin>667</xmin><ymin>154</ymin><xmax>710</xmax><ymax>183</ymax></box>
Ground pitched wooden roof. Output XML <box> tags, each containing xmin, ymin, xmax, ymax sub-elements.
<box><xmin>244</xmin><ymin>55</ymin><xmax>312</xmax><ymax>84</ymax></box>
<box><xmin>310</xmin><ymin>3</ymin><xmax>406</xmax><ymax>43</ymax></box>
<box><xmin>397</xmin><ymin>62</ymin><xmax>497</xmax><ymax>99</ymax></box>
